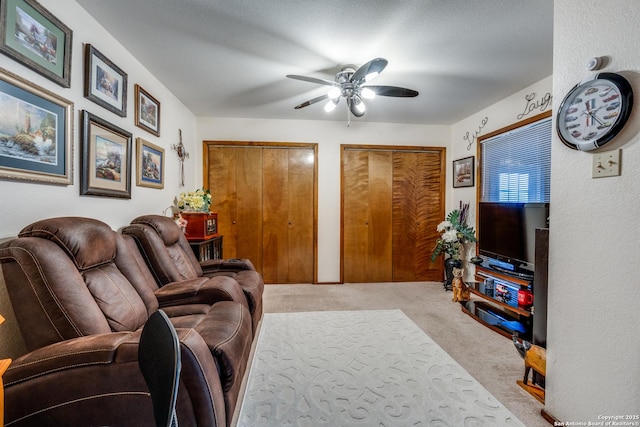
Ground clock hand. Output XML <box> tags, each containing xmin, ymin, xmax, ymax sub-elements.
<box><xmin>587</xmin><ymin>111</ymin><xmax>604</xmax><ymax>126</ymax></box>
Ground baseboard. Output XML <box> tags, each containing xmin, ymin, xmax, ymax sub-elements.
<box><xmin>541</xmin><ymin>408</ymin><xmax>559</xmax><ymax>425</ymax></box>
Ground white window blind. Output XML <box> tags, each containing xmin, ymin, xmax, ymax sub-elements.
<box><xmin>480</xmin><ymin>117</ymin><xmax>551</xmax><ymax>203</ymax></box>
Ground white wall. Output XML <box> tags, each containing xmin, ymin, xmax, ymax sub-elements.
<box><xmin>546</xmin><ymin>0</ymin><xmax>640</xmax><ymax>420</ymax></box>
<box><xmin>0</xmin><ymin>0</ymin><xmax>197</xmax><ymax>358</ymax></box>
<box><xmin>196</xmin><ymin>118</ymin><xmax>450</xmax><ymax>282</ymax></box>
<box><xmin>0</xmin><ymin>0</ymin><xmax>198</xmax><ymax>238</ymax></box>
<box><xmin>450</xmin><ymin>76</ymin><xmax>552</xmax><ymax>277</ymax></box>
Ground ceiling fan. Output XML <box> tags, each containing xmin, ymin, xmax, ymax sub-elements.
<box><xmin>286</xmin><ymin>58</ymin><xmax>419</xmax><ymax>119</ymax></box>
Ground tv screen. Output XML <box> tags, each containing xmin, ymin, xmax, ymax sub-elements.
<box><xmin>478</xmin><ymin>202</ymin><xmax>549</xmax><ymax>272</ymax></box>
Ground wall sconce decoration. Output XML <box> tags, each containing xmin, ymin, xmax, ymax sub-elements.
<box><xmin>171</xmin><ymin>129</ymin><xmax>190</xmax><ymax>186</ymax></box>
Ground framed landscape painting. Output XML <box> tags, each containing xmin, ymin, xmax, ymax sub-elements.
<box><xmin>0</xmin><ymin>67</ymin><xmax>73</xmax><ymax>185</ymax></box>
<box><xmin>0</xmin><ymin>0</ymin><xmax>73</xmax><ymax>87</ymax></box>
<box><xmin>134</xmin><ymin>84</ymin><xmax>160</xmax><ymax>136</ymax></box>
<box><xmin>84</xmin><ymin>44</ymin><xmax>127</xmax><ymax>117</ymax></box>
<box><xmin>80</xmin><ymin>110</ymin><xmax>132</xmax><ymax>198</ymax></box>
<box><xmin>136</xmin><ymin>137</ymin><xmax>164</xmax><ymax>189</ymax></box>
<box><xmin>453</xmin><ymin>156</ymin><xmax>474</xmax><ymax>188</ymax></box>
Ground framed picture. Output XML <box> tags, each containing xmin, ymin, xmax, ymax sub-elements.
<box><xmin>136</xmin><ymin>137</ymin><xmax>164</xmax><ymax>189</ymax></box>
<box><xmin>0</xmin><ymin>67</ymin><xmax>72</xmax><ymax>185</ymax></box>
<box><xmin>80</xmin><ymin>110</ymin><xmax>132</xmax><ymax>198</ymax></box>
<box><xmin>453</xmin><ymin>156</ymin><xmax>474</xmax><ymax>188</ymax></box>
<box><xmin>84</xmin><ymin>44</ymin><xmax>127</xmax><ymax>117</ymax></box>
<box><xmin>0</xmin><ymin>0</ymin><xmax>72</xmax><ymax>87</ymax></box>
<box><xmin>134</xmin><ymin>84</ymin><xmax>160</xmax><ymax>136</ymax></box>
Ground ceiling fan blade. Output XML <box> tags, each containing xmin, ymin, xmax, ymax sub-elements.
<box><xmin>351</xmin><ymin>58</ymin><xmax>388</xmax><ymax>84</ymax></box>
<box><xmin>294</xmin><ymin>94</ymin><xmax>329</xmax><ymax>109</ymax></box>
<box><xmin>286</xmin><ymin>74</ymin><xmax>337</xmax><ymax>87</ymax></box>
<box><xmin>365</xmin><ymin>85</ymin><xmax>419</xmax><ymax>97</ymax></box>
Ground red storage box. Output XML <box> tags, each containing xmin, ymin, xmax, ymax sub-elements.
<box><xmin>179</xmin><ymin>212</ymin><xmax>218</xmax><ymax>241</ymax></box>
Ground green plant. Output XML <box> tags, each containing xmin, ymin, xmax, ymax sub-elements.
<box><xmin>431</xmin><ymin>203</ymin><xmax>477</xmax><ymax>262</ymax></box>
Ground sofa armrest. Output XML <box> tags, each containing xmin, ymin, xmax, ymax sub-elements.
<box><xmin>5</xmin><ymin>329</ymin><xmax>226</xmax><ymax>427</ymax></box>
<box><xmin>154</xmin><ymin>275</ymin><xmax>248</xmax><ymax>309</ymax></box>
<box><xmin>200</xmin><ymin>258</ymin><xmax>256</xmax><ymax>274</ymax></box>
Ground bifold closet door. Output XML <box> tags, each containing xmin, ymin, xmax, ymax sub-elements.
<box><xmin>206</xmin><ymin>143</ymin><xmax>316</xmax><ymax>284</ymax></box>
<box><xmin>392</xmin><ymin>151</ymin><xmax>444</xmax><ymax>281</ymax></box>
<box><xmin>207</xmin><ymin>146</ymin><xmax>264</xmax><ymax>270</ymax></box>
<box><xmin>342</xmin><ymin>149</ymin><xmax>393</xmax><ymax>283</ymax></box>
<box><xmin>262</xmin><ymin>148</ymin><xmax>314</xmax><ymax>283</ymax></box>
<box><xmin>342</xmin><ymin>146</ymin><xmax>444</xmax><ymax>283</ymax></box>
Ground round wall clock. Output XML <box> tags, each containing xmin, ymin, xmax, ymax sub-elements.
<box><xmin>556</xmin><ymin>72</ymin><xmax>633</xmax><ymax>151</ymax></box>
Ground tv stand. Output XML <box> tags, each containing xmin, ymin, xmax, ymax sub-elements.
<box><xmin>487</xmin><ymin>263</ymin><xmax>534</xmax><ymax>281</ymax></box>
<box><xmin>461</xmin><ymin>266</ymin><xmax>533</xmax><ymax>341</ymax></box>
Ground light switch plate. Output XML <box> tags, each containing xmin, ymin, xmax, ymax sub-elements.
<box><xmin>592</xmin><ymin>149</ymin><xmax>621</xmax><ymax>178</ymax></box>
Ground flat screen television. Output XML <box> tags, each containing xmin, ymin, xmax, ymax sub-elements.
<box><xmin>478</xmin><ymin>202</ymin><xmax>549</xmax><ymax>275</ymax></box>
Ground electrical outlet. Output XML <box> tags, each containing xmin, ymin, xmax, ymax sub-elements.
<box><xmin>592</xmin><ymin>149</ymin><xmax>621</xmax><ymax>178</ymax></box>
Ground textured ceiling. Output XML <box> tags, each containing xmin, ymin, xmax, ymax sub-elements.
<box><xmin>75</xmin><ymin>0</ymin><xmax>553</xmax><ymax>125</ymax></box>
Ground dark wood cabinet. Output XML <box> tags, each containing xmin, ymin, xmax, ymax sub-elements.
<box><xmin>533</xmin><ymin>228</ymin><xmax>549</xmax><ymax>348</ymax></box>
<box><xmin>189</xmin><ymin>236</ymin><xmax>223</xmax><ymax>261</ymax></box>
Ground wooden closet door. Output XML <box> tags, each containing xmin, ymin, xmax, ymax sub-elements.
<box><xmin>342</xmin><ymin>149</ymin><xmax>393</xmax><ymax>282</ymax></box>
<box><xmin>342</xmin><ymin>145</ymin><xmax>444</xmax><ymax>283</ymax></box>
<box><xmin>263</xmin><ymin>148</ymin><xmax>314</xmax><ymax>283</ymax></box>
<box><xmin>207</xmin><ymin>146</ymin><xmax>263</xmax><ymax>270</ymax></box>
<box><xmin>206</xmin><ymin>143</ymin><xmax>316</xmax><ymax>283</ymax></box>
<box><xmin>392</xmin><ymin>151</ymin><xmax>444</xmax><ymax>281</ymax></box>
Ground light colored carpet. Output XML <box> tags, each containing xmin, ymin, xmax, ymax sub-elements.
<box><xmin>237</xmin><ymin>309</ymin><xmax>524</xmax><ymax>426</ymax></box>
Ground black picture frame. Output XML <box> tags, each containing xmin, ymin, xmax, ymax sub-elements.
<box><xmin>84</xmin><ymin>44</ymin><xmax>127</xmax><ymax>117</ymax></box>
<box><xmin>0</xmin><ymin>66</ymin><xmax>73</xmax><ymax>184</ymax></box>
<box><xmin>80</xmin><ymin>110</ymin><xmax>132</xmax><ymax>198</ymax></box>
<box><xmin>0</xmin><ymin>0</ymin><xmax>73</xmax><ymax>87</ymax></box>
<box><xmin>134</xmin><ymin>84</ymin><xmax>160</xmax><ymax>136</ymax></box>
<box><xmin>453</xmin><ymin>156</ymin><xmax>474</xmax><ymax>188</ymax></box>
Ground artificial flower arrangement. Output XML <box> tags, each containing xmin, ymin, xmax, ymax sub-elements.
<box><xmin>431</xmin><ymin>202</ymin><xmax>477</xmax><ymax>262</ymax></box>
<box><xmin>176</xmin><ymin>187</ymin><xmax>212</xmax><ymax>212</ymax></box>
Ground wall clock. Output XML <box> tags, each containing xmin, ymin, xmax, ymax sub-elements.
<box><xmin>556</xmin><ymin>73</ymin><xmax>633</xmax><ymax>151</ymax></box>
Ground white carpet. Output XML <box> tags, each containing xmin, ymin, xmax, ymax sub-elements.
<box><xmin>236</xmin><ymin>310</ymin><xmax>525</xmax><ymax>426</ymax></box>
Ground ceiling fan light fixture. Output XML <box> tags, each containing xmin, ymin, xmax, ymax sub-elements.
<box><xmin>324</xmin><ymin>98</ymin><xmax>339</xmax><ymax>112</ymax></box>
<box><xmin>327</xmin><ymin>87</ymin><xmax>341</xmax><ymax>99</ymax></box>
<box><xmin>360</xmin><ymin>87</ymin><xmax>376</xmax><ymax>100</ymax></box>
<box><xmin>286</xmin><ymin>57</ymin><xmax>417</xmax><ymax>122</ymax></box>
<box><xmin>354</xmin><ymin>95</ymin><xmax>366</xmax><ymax>113</ymax></box>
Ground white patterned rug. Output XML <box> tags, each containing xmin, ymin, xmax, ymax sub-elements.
<box><xmin>236</xmin><ymin>310</ymin><xmax>524</xmax><ymax>426</ymax></box>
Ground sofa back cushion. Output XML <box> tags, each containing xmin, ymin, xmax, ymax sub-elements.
<box><xmin>125</xmin><ymin>215</ymin><xmax>204</xmax><ymax>284</ymax></box>
<box><xmin>20</xmin><ymin>217</ymin><xmax>115</xmax><ymax>270</ymax></box>
<box><xmin>1</xmin><ymin>217</ymin><xmax>152</xmax><ymax>350</ymax></box>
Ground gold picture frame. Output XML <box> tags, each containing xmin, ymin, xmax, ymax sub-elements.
<box><xmin>136</xmin><ymin>137</ymin><xmax>164</xmax><ymax>189</ymax></box>
<box><xmin>0</xmin><ymin>67</ymin><xmax>73</xmax><ymax>185</ymax></box>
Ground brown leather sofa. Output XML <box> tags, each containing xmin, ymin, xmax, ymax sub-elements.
<box><xmin>123</xmin><ymin>214</ymin><xmax>264</xmax><ymax>334</ymax></box>
<box><xmin>0</xmin><ymin>217</ymin><xmax>260</xmax><ymax>426</ymax></box>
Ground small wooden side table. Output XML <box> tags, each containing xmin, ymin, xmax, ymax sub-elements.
<box><xmin>0</xmin><ymin>357</ymin><xmax>10</xmax><ymax>426</ymax></box>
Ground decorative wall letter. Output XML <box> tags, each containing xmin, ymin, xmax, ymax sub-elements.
<box><xmin>463</xmin><ymin>117</ymin><xmax>488</xmax><ymax>151</ymax></box>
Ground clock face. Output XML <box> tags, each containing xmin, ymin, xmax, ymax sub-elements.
<box><xmin>557</xmin><ymin>73</ymin><xmax>633</xmax><ymax>151</ymax></box>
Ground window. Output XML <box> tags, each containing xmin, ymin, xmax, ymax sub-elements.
<box><xmin>480</xmin><ymin>113</ymin><xmax>551</xmax><ymax>203</ymax></box>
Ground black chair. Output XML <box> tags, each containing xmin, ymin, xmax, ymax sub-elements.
<box><xmin>139</xmin><ymin>310</ymin><xmax>181</xmax><ymax>427</ymax></box>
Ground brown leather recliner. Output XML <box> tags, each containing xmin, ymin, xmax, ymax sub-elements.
<box><xmin>123</xmin><ymin>214</ymin><xmax>264</xmax><ymax>334</ymax></box>
<box><xmin>0</xmin><ymin>217</ymin><xmax>254</xmax><ymax>427</ymax></box>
